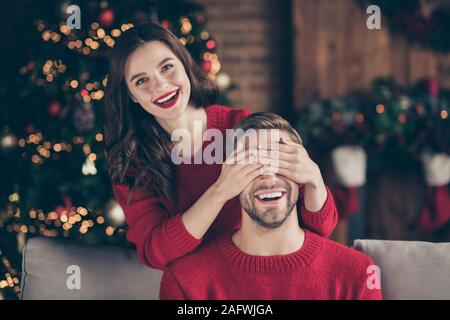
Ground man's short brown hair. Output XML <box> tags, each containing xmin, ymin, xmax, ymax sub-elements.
<box><xmin>234</xmin><ymin>112</ymin><xmax>303</xmax><ymax>145</ymax></box>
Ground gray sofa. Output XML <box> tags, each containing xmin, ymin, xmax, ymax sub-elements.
<box><xmin>20</xmin><ymin>237</ymin><xmax>450</xmax><ymax>300</ymax></box>
<box><xmin>20</xmin><ymin>237</ymin><xmax>162</xmax><ymax>300</ymax></box>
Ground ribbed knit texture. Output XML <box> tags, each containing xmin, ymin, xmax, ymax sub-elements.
<box><xmin>216</xmin><ymin>230</ymin><xmax>322</xmax><ymax>273</ymax></box>
<box><xmin>112</xmin><ymin>105</ymin><xmax>338</xmax><ymax>270</ymax></box>
<box><xmin>160</xmin><ymin>230</ymin><xmax>383</xmax><ymax>300</ymax></box>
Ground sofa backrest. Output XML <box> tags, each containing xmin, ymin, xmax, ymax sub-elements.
<box><xmin>21</xmin><ymin>236</ymin><xmax>450</xmax><ymax>299</ymax></box>
<box><xmin>21</xmin><ymin>237</ymin><xmax>162</xmax><ymax>300</ymax></box>
<box><xmin>353</xmin><ymin>239</ymin><xmax>450</xmax><ymax>300</ymax></box>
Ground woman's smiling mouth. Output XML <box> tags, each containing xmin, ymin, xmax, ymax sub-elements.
<box><xmin>153</xmin><ymin>88</ymin><xmax>180</xmax><ymax>109</ymax></box>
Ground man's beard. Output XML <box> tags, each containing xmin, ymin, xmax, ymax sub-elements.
<box><xmin>240</xmin><ymin>182</ymin><xmax>297</xmax><ymax>229</ymax></box>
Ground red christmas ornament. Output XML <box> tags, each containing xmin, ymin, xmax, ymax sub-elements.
<box><xmin>25</xmin><ymin>124</ymin><xmax>35</xmax><ymax>134</ymax></box>
<box><xmin>428</xmin><ymin>78</ymin><xmax>439</xmax><ymax>97</ymax></box>
<box><xmin>161</xmin><ymin>19</ymin><xmax>170</xmax><ymax>29</ymax></box>
<box><xmin>48</xmin><ymin>101</ymin><xmax>62</xmax><ymax>116</ymax></box>
<box><xmin>206</xmin><ymin>39</ymin><xmax>216</xmax><ymax>50</ymax></box>
<box><xmin>99</xmin><ymin>8</ymin><xmax>114</xmax><ymax>27</ymax></box>
<box><xmin>201</xmin><ymin>61</ymin><xmax>212</xmax><ymax>73</ymax></box>
<box><xmin>416</xmin><ymin>103</ymin><xmax>425</xmax><ymax>115</ymax></box>
<box><xmin>55</xmin><ymin>195</ymin><xmax>73</xmax><ymax>218</ymax></box>
<box><xmin>334</xmin><ymin>186</ymin><xmax>360</xmax><ymax>220</ymax></box>
<box><xmin>196</xmin><ymin>15</ymin><xmax>205</xmax><ymax>24</ymax></box>
<box><xmin>332</xmin><ymin>123</ymin><xmax>347</xmax><ymax>135</ymax></box>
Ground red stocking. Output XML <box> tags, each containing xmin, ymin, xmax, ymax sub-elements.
<box><xmin>418</xmin><ymin>185</ymin><xmax>450</xmax><ymax>233</ymax></box>
<box><xmin>334</xmin><ymin>186</ymin><xmax>360</xmax><ymax>220</ymax></box>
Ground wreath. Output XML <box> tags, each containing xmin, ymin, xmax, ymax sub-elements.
<box><xmin>358</xmin><ymin>0</ymin><xmax>450</xmax><ymax>52</ymax></box>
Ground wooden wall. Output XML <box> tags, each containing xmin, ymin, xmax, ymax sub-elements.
<box><xmin>292</xmin><ymin>0</ymin><xmax>450</xmax><ymax>107</ymax></box>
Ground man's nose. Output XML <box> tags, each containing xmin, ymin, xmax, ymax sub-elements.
<box><xmin>259</xmin><ymin>162</ymin><xmax>279</xmax><ymax>176</ymax></box>
<box><xmin>258</xmin><ymin>172</ymin><xmax>278</xmax><ymax>181</ymax></box>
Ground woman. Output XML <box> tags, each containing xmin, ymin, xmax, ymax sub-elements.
<box><xmin>104</xmin><ymin>21</ymin><xmax>337</xmax><ymax>270</ymax></box>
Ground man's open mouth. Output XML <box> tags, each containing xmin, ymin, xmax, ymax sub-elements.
<box><xmin>152</xmin><ymin>88</ymin><xmax>180</xmax><ymax>109</ymax></box>
<box><xmin>254</xmin><ymin>190</ymin><xmax>287</xmax><ymax>204</ymax></box>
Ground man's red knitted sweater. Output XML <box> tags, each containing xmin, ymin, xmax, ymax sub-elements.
<box><xmin>160</xmin><ymin>230</ymin><xmax>382</xmax><ymax>300</ymax></box>
<box><xmin>112</xmin><ymin>105</ymin><xmax>338</xmax><ymax>270</ymax></box>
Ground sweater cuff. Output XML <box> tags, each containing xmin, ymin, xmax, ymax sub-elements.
<box><xmin>166</xmin><ymin>213</ymin><xmax>203</xmax><ymax>253</ymax></box>
<box><xmin>301</xmin><ymin>186</ymin><xmax>335</xmax><ymax>226</ymax></box>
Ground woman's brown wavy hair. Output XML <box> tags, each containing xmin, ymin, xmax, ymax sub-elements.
<box><xmin>104</xmin><ymin>21</ymin><xmax>218</xmax><ymax>201</ymax></box>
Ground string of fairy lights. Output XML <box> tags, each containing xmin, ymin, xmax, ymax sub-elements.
<box><xmin>19</xmin><ymin>15</ymin><xmax>224</xmax><ymax>93</ymax></box>
<box><xmin>1</xmin><ymin>186</ymin><xmax>127</xmax><ymax>298</ymax></box>
<box><xmin>2</xmin><ymin>127</ymin><xmax>127</xmax><ymax>233</ymax></box>
<box><xmin>16</xmin><ymin>131</ymin><xmax>104</xmax><ymax>166</ymax></box>
<box><xmin>327</xmin><ymin>102</ymin><xmax>448</xmax><ymax>126</ymax></box>
<box><xmin>0</xmin><ymin>202</ymin><xmax>125</xmax><ymax>298</ymax></box>
<box><xmin>0</xmin><ymin>250</ymin><xmax>20</xmax><ymax>296</ymax></box>
<box><xmin>2</xmin><ymin>202</ymin><xmax>125</xmax><ymax>238</ymax></box>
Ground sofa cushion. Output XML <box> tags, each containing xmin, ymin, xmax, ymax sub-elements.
<box><xmin>353</xmin><ymin>239</ymin><xmax>450</xmax><ymax>300</ymax></box>
<box><xmin>21</xmin><ymin>237</ymin><xmax>162</xmax><ymax>300</ymax></box>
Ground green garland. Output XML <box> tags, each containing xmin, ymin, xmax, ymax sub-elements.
<box><xmin>358</xmin><ymin>0</ymin><xmax>450</xmax><ymax>52</ymax></box>
<box><xmin>296</xmin><ymin>77</ymin><xmax>449</xmax><ymax>159</ymax></box>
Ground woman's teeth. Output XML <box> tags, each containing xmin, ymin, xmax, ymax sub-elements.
<box><xmin>155</xmin><ymin>90</ymin><xmax>178</xmax><ymax>104</ymax></box>
<box><xmin>257</xmin><ymin>192</ymin><xmax>283</xmax><ymax>200</ymax></box>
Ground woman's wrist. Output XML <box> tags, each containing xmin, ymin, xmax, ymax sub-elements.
<box><xmin>305</xmin><ymin>164</ymin><xmax>323</xmax><ymax>189</ymax></box>
<box><xmin>303</xmin><ymin>169</ymin><xmax>327</xmax><ymax>212</ymax></box>
<box><xmin>208</xmin><ymin>182</ymin><xmax>228</xmax><ymax>206</ymax></box>
<box><xmin>181</xmin><ymin>182</ymin><xmax>228</xmax><ymax>240</ymax></box>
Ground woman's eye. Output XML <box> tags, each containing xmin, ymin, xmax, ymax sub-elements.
<box><xmin>162</xmin><ymin>63</ymin><xmax>174</xmax><ymax>72</ymax></box>
<box><xmin>135</xmin><ymin>78</ymin><xmax>147</xmax><ymax>86</ymax></box>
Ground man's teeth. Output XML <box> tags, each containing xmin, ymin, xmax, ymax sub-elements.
<box><xmin>257</xmin><ymin>192</ymin><xmax>283</xmax><ymax>200</ymax></box>
<box><xmin>155</xmin><ymin>90</ymin><xmax>177</xmax><ymax>104</ymax></box>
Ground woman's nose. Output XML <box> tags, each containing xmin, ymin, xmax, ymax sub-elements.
<box><xmin>149</xmin><ymin>73</ymin><xmax>167</xmax><ymax>93</ymax></box>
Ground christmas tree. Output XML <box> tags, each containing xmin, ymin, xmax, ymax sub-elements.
<box><xmin>0</xmin><ymin>0</ymin><xmax>232</xmax><ymax>300</ymax></box>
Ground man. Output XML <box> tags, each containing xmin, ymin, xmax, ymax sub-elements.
<box><xmin>160</xmin><ymin>112</ymin><xmax>382</xmax><ymax>300</ymax></box>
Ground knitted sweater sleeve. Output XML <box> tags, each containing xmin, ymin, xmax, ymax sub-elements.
<box><xmin>113</xmin><ymin>183</ymin><xmax>202</xmax><ymax>270</ymax></box>
<box><xmin>298</xmin><ymin>183</ymin><xmax>338</xmax><ymax>238</ymax></box>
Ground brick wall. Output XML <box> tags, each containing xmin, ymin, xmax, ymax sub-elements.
<box><xmin>193</xmin><ymin>0</ymin><xmax>293</xmax><ymax>116</ymax></box>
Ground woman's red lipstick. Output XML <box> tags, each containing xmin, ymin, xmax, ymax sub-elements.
<box><xmin>153</xmin><ymin>89</ymin><xmax>180</xmax><ymax>109</ymax></box>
